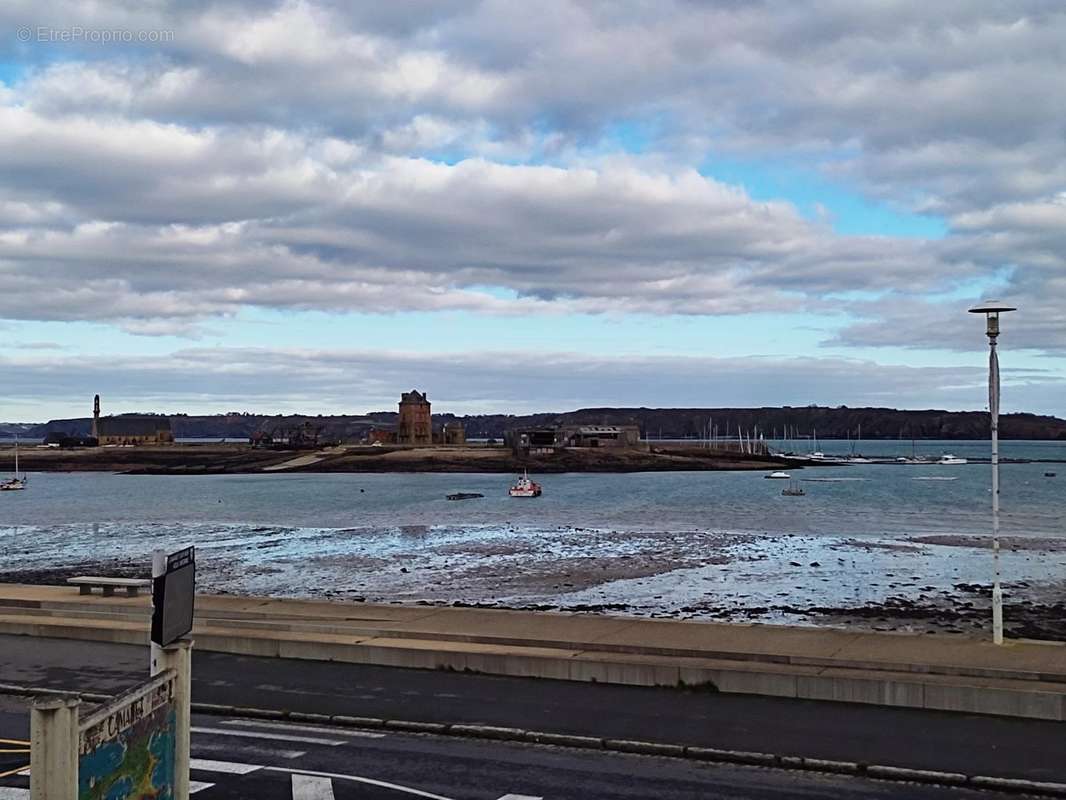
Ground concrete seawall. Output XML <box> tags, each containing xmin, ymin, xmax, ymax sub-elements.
<box><xmin>1</xmin><ymin>584</ymin><xmax>1063</xmax><ymax>722</ymax></box>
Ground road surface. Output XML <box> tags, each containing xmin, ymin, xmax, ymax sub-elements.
<box><xmin>1</xmin><ymin>634</ymin><xmax>1065</xmax><ymax>797</ymax></box>
<box><xmin>0</xmin><ymin>699</ymin><xmax>1013</xmax><ymax>799</ymax></box>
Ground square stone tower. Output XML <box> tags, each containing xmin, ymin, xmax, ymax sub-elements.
<box><xmin>398</xmin><ymin>390</ymin><xmax>432</xmax><ymax>445</ymax></box>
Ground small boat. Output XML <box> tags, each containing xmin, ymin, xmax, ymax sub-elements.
<box><xmin>937</xmin><ymin>454</ymin><xmax>968</xmax><ymax>465</ymax></box>
<box><xmin>782</xmin><ymin>480</ymin><xmax>805</xmax><ymax>497</ymax></box>
<box><xmin>765</xmin><ymin>471</ymin><xmax>791</xmax><ymax>480</ymax></box>
<box><xmin>1046</xmin><ymin>472</ymin><xmax>1057</xmax><ymax>478</ymax></box>
<box><xmin>509</xmin><ymin>470</ymin><xmax>542</xmax><ymax>498</ymax></box>
<box><xmin>1</xmin><ymin>437</ymin><xmax>26</xmax><ymax>491</ymax></box>
<box><xmin>446</xmin><ymin>492</ymin><xmax>484</xmax><ymax>501</ymax></box>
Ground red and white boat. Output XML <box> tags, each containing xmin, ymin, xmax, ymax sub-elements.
<box><xmin>508</xmin><ymin>470</ymin><xmax>542</xmax><ymax>497</ymax></box>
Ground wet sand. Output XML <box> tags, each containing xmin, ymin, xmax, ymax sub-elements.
<box><xmin>4</xmin><ymin>529</ymin><xmax>1064</xmax><ymax>640</ymax></box>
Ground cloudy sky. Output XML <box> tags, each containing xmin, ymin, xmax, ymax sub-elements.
<box><xmin>2</xmin><ymin>1</ymin><xmax>1065</xmax><ymax>420</ymax></box>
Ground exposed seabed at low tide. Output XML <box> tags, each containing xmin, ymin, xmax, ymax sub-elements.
<box><xmin>3</xmin><ymin>522</ymin><xmax>1065</xmax><ymax>639</ymax></box>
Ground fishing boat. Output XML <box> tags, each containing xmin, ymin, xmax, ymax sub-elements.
<box><xmin>1</xmin><ymin>437</ymin><xmax>26</xmax><ymax>491</ymax></box>
<box><xmin>765</xmin><ymin>471</ymin><xmax>791</xmax><ymax>480</ymax></box>
<box><xmin>782</xmin><ymin>480</ymin><xmax>805</xmax><ymax>496</ymax></box>
<box><xmin>508</xmin><ymin>470</ymin><xmax>542</xmax><ymax>498</ymax></box>
<box><xmin>937</xmin><ymin>454</ymin><xmax>968</xmax><ymax>465</ymax></box>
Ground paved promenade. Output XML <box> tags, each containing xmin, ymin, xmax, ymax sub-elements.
<box><xmin>1</xmin><ymin>584</ymin><xmax>1064</xmax><ymax>721</ymax></box>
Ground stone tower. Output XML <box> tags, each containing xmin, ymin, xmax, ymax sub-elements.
<box><xmin>92</xmin><ymin>394</ymin><xmax>100</xmax><ymax>440</ymax></box>
<box><xmin>397</xmin><ymin>390</ymin><xmax>432</xmax><ymax>445</ymax></box>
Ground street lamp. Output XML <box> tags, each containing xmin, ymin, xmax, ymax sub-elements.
<box><xmin>968</xmin><ymin>299</ymin><xmax>1016</xmax><ymax>645</ymax></box>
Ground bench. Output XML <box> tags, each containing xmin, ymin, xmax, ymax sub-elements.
<box><xmin>67</xmin><ymin>577</ymin><xmax>152</xmax><ymax>598</ymax></box>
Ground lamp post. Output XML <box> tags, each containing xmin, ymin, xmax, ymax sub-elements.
<box><xmin>968</xmin><ymin>299</ymin><xmax>1016</xmax><ymax>645</ymax></box>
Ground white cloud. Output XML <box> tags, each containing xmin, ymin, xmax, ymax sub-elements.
<box><xmin>0</xmin><ymin>0</ymin><xmax>1064</xmax><ymax>371</ymax></box>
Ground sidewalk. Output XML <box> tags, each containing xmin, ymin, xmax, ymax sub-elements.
<box><xmin>1</xmin><ymin>583</ymin><xmax>1063</xmax><ymax>721</ymax></box>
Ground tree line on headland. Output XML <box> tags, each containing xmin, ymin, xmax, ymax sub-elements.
<box><xmin>7</xmin><ymin>405</ymin><xmax>1066</xmax><ymax>441</ymax></box>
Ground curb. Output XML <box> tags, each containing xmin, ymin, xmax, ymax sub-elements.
<box><xmin>2</xmin><ymin>683</ymin><xmax>1065</xmax><ymax>796</ymax></box>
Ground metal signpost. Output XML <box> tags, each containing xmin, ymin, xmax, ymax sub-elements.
<box><xmin>31</xmin><ymin>547</ymin><xmax>196</xmax><ymax>799</ymax></box>
<box><xmin>150</xmin><ymin>546</ymin><xmax>195</xmax><ymax>799</ymax></box>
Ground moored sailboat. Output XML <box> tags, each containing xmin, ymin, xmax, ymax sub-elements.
<box><xmin>1</xmin><ymin>436</ymin><xmax>26</xmax><ymax>491</ymax></box>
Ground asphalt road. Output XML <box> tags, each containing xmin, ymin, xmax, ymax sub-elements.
<box><xmin>0</xmin><ymin>702</ymin><xmax>1015</xmax><ymax>800</ymax></box>
<box><xmin>1</xmin><ymin>634</ymin><xmax>1065</xmax><ymax>792</ymax></box>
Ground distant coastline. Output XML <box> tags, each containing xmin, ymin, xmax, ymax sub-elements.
<box><xmin>3</xmin><ymin>405</ymin><xmax>1065</xmax><ymax>443</ymax></box>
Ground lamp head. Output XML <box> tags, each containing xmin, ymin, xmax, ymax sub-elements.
<box><xmin>968</xmin><ymin>300</ymin><xmax>1017</xmax><ymax>315</ymax></box>
<box><xmin>969</xmin><ymin>300</ymin><xmax>1016</xmax><ymax>338</ymax></box>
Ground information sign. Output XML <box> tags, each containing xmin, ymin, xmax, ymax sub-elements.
<box><xmin>151</xmin><ymin>546</ymin><xmax>195</xmax><ymax>647</ymax></box>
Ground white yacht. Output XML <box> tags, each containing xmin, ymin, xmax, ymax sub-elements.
<box><xmin>765</xmin><ymin>471</ymin><xmax>791</xmax><ymax>479</ymax></box>
<box><xmin>937</xmin><ymin>454</ymin><xmax>968</xmax><ymax>465</ymax></box>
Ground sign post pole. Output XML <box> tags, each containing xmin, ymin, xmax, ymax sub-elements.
<box><xmin>155</xmin><ymin>640</ymin><xmax>192</xmax><ymax>800</ymax></box>
<box><xmin>150</xmin><ymin>548</ymin><xmax>166</xmax><ymax>675</ymax></box>
<box><xmin>150</xmin><ymin>545</ymin><xmax>196</xmax><ymax>800</ymax></box>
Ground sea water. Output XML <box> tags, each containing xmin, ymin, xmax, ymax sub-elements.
<box><xmin>1</xmin><ymin>440</ymin><xmax>1063</xmax><ymax>619</ymax></box>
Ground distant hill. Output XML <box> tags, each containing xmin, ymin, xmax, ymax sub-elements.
<box><xmin>461</xmin><ymin>406</ymin><xmax>1066</xmax><ymax>441</ymax></box>
<box><xmin>13</xmin><ymin>406</ymin><xmax>1066</xmax><ymax>441</ymax></box>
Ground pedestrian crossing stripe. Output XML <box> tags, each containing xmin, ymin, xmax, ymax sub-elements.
<box><xmin>190</xmin><ymin>758</ymin><xmax>263</xmax><ymax>774</ymax></box>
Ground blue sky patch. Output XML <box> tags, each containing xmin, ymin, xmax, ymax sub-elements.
<box><xmin>702</xmin><ymin>156</ymin><xmax>948</xmax><ymax>239</ymax></box>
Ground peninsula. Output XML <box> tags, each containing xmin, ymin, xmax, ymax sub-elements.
<box><xmin>0</xmin><ymin>442</ymin><xmax>786</xmax><ymax>475</ymax></box>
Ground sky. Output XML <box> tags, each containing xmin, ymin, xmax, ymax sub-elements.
<box><xmin>2</xmin><ymin>1</ymin><xmax>1066</xmax><ymax>420</ymax></box>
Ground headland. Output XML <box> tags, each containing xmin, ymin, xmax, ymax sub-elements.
<box><xmin>0</xmin><ymin>442</ymin><xmax>789</xmax><ymax>475</ymax></box>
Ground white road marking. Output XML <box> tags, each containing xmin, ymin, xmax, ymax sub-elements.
<box><xmin>190</xmin><ymin>781</ymin><xmax>215</xmax><ymax>794</ymax></box>
<box><xmin>191</xmin><ymin>726</ymin><xmax>344</xmax><ymax>746</ymax></box>
<box><xmin>194</xmin><ymin>740</ymin><xmax>306</xmax><ymax>760</ymax></box>
<box><xmin>221</xmin><ymin>719</ymin><xmax>385</xmax><ymax>739</ymax></box>
<box><xmin>191</xmin><ymin>758</ymin><xmax>263</xmax><ymax>774</ymax></box>
<box><xmin>0</xmin><ymin>789</ymin><xmax>30</xmax><ymax>799</ymax></box>
<box><xmin>291</xmin><ymin>774</ymin><xmax>336</xmax><ymax>800</ymax></box>
<box><xmin>266</xmin><ymin>767</ymin><xmax>458</xmax><ymax>800</ymax></box>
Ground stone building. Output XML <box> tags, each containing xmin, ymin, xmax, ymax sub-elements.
<box><xmin>397</xmin><ymin>390</ymin><xmax>432</xmax><ymax>445</ymax></box>
<box><xmin>566</xmin><ymin>425</ymin><xmax>641</xmax><ymax>448</ymax></box>
<box><xmin>508</xmin><ymin>424</ymin><xmax>641</xmax><ymax>456</ymax></box>
<box><xmin>441</xmin><ymin>420</ymin><xmax>466</xmax><ymax>445</ymax></box>
<box><xmin>93</xmin><ymin>395</ymin><xmax>174</xmax><ymax>445</ymax></box>
<box><xmin>367</xmin><ymin>427</ymin><xmax>397</xmax><ymax>445</ymax></box>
